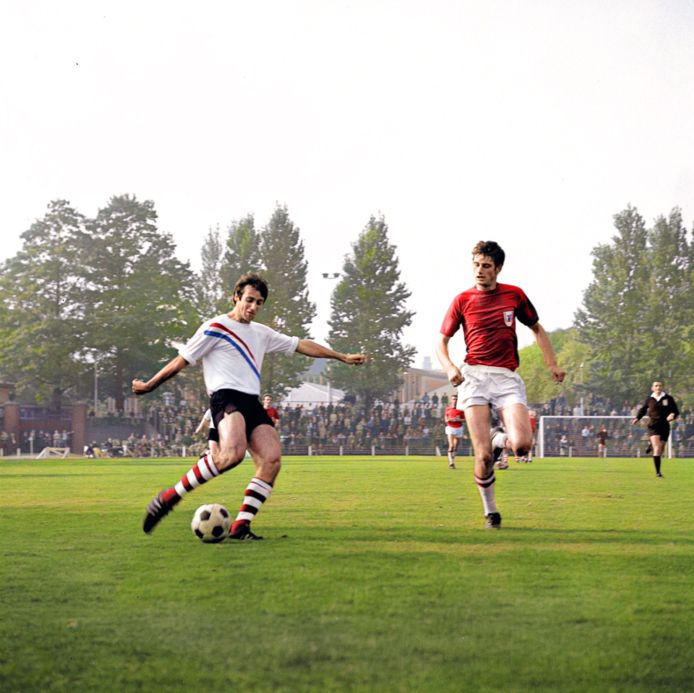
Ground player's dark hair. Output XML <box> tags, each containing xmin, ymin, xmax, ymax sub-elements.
<box><xmin>472</xmin><ymin>240</ymin><xmax>505</xmax><ymax>268</ymax></box>
<box><xmin>233</xmin><ymin>273</ymin><xmax>269</xmax><ymax>302</ymax></box>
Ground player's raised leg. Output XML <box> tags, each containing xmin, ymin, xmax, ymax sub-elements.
<box><xmin>142</xmin><ymin>412</ymin><xmax>247</xmax><ymax>534</ymax></box>
<box><xmin>465</xmin><ymin>404</ymin><xmax>501</xmax><ymax>528</ymax></box>
<box><xmin>499</xmin><ymin>403</ymin><xmax>533</xmax><ymax>461</ymax></box>
<box><xmin>228</xmin><ymin>423</ymin><xmax>281</xmax><ymax>540</ymax></box>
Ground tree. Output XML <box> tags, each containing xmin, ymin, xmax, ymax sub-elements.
<box><xmin>574</xmin><ymin>206</ymin><xmax>651</xmax><ymax>405</ymax></box>
<box><xmin>193</xmin><ymin>225</ymin><xmax>225</xmax><ymax>319</ymax></box>
<box><xmin>642</xmin><ymin>208</ymin><xmax>693</xmax><ymax>397</ymax></box>
<box><xmin>574</xmin><ymin>205</ymin><xmax>693</xmax><ymax>409</ymax></box>
<box><xmin>327</xmin><ymin>215</ymin><xmax>415</xmax><ymax>405</ymax></box>
<box><xmin>517</xmin><ymin>328</ymin><xmax>591</xmax><ymax>407</ymax></box>
<box><xmin>80</xmin><ymin>195</ymin><xmax>196</xmax><ymax>410</ymax></box>
<box><xmin>220</xmin><ymin>214</ymin><xmax>261</xmax><ymax>307</ymax></box>
<box><xmin>0</xmin><ymin>200</ymin><xmax>87</xmax><ymax>409</ymax></box>
<box><xmin>255</xmin><ymin>205</ymin><xmax>316</xmax><ymax>399</ymax></box>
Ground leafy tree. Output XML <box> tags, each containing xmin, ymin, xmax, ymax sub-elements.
<box><xmin>193</xmin><ymin>225</ymin><xmax>225</xmax><ymax>319</ymax></box>
<box><xmin>220</xmin><ymin>214</ymin><xmax>261</xmax><ymax>307</ymax></box>
<box><xmin>80</xmin><ymin>195</ymin><xmax>196</xmax><ymax>410</ymax></box>
<box><xmin>0</xmin><ymin>200</ymin><xmax>87</xmax><ymax>409</ymax></box>
<box><xmin>255</xmin><ymin>205</ymin><xmax>316</xmax><ymax>399</ymax></box>
<box><xmin>327</xmin><ymin>215</ymin><xmax>415</xmax><ymax>405</ymax></box>
<box><xmin>574</xmin><ymin>206</ymin><xmax>651</xmax><ymax>404</ymax></box>
<box><xmin>575</xmin><ymin>205</ymin><xmax>693</xmax><ymax>409</ymax></box>
<box><xmin>642</xmin><ymin>209</ymin><xmax>693</xmax><ymax>398</ymax></box>
<box><xmin>518</xmin><ymin>328</ymin><xmax>591</xmax><ymax>407</ymax></box>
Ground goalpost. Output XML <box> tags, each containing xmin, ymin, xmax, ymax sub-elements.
<box><xmin>537</xmin><ymin>415</ymin><xmax>672</xmax><ymax>459</ymax></box>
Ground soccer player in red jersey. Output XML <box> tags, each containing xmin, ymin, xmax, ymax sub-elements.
<box><xmin>444</xmin><ymin>393</ymin><xmax>465</xmax><ymax>469</ymax></box>
<box><xmin>262</xmin><ymin>394</ymin><xmax>280</xmax><ymax>426</ymax></box>
<box><xmin>435</xmin><ymin>241</ymin><xmax>565</xmax><ymax>528</ymax></box>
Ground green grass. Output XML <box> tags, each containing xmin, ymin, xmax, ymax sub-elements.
<box><xmin>2</xmin><ymin>455</ymin><xmax>694</xmax><ymax>692</ymax></box>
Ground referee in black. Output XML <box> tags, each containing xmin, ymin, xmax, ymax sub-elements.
<box><xmin>632</xmin><ymin>381</ymin><xmax>680</xmax><ymax>477</ymax></box>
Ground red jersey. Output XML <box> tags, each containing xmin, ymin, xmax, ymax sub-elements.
<box><xmin>529</xmin><ymin>413</ymin><xmax>537</xmax><ymax>433</ymax></box>
<box><xmin>445</xmin><ymin>407</ymin><xmax>465</xmax><ymax>428</ymax></box>
<box><xmin>440</xmin><ymin>283</ymin><xmax>539</xmax><ymax>371</ymax></box>
<box><xmin>265</xmin><ymin>406</ymin><xmax>280</xmax><ymax>425</ymax></box>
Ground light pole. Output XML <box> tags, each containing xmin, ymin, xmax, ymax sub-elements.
<box><xmin>94</xmin><ymin>358</ymin><xmax>99</xmax><ymax>416</ymax></box>
<box><xmin>322</xmin><ymin>272</ymin><xmax>341</xmax><ymax>404</ymax></box>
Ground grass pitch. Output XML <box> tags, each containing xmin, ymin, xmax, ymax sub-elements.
<box><xmin>1</xmin><ymin>455</ymin><xmax>694</xmax><ymax>692</ymax></box>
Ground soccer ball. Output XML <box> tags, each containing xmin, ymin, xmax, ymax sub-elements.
<box><xmin>191</xmin><ymin>504</ymin><xmax>231</xmax><ymax>543</ymax></box>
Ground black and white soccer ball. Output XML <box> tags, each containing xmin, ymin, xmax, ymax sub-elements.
<box><xmin>191</xmin><ymin>503</ymin><xmax>231</xmax><ymax>543</ymax></box>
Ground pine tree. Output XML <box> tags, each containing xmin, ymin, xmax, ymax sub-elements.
<box><xmin>220</xmin><ymin>214</ymin><xmax>261</xmax><ymax>307</ymax></box>
<box><xmin>327</xmin><ymin>215</ymin><xmax>415</xmax><ymax>405</ymax></box>
<box><xmin>256</xmin><ymin>205</ymin><xmax>316</xmax><ymax>399</ymax></box>
<box><xmin>194</xmin><ymin>225</ymin><xmax>225</xmax><ymax>318</ymax></box>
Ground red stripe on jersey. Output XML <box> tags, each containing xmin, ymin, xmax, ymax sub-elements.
<box><xmin>208</xmin><ymin>322</ymin><xmax>258</xmax><ymax>366</ymax></box>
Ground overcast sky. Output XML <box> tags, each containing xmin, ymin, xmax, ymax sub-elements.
<box><xmin>1</xmin><ymin>1</ymin><xmax>693</xmax><ymax>369</ymax></box>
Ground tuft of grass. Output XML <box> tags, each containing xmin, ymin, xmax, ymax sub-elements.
<box><xmin>1</xmin><ymin>455</ymin><xmax>694</xmax><ymax>692</ymax></box>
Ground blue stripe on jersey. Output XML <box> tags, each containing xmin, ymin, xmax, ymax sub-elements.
<box><xmin>203</xmin><ymin>330</ymin><xmax>261</xmax><ymax>382</ymax></box>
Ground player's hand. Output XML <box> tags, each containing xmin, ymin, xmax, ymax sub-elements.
<box><xmin>446</xmin><ymin>365</ymin><xmax>463</xmax><ymax>387</ymax></box>
<box><xmin>550</xmin><ymin>366</ymin><xmax>566</xmax><ymax>383</ymax></box>
<box><xmin>131</xmin><ymin>379</ymin><xmax>151</xmax><ymax>395</ymax></box>
<box><xmin>344</xmin><ymin>353</ymin><xmax>368</xmax><ymax>365</ymax></box>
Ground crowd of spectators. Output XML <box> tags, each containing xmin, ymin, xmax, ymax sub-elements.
<box><xmin>84</xmin><ymin>391</ymin><xmax>694</xmax><ymax>458</ymax></box>
<box><xmin>276</xmin><ymin>395</ymin><xmax>462</xmax><ymax>455</ymax></box>
<box><xmin>7</xmin><ymin>390</ymin><xmax>690</xmax><ymax>459</ymax></box>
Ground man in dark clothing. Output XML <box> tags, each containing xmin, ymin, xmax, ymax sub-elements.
<box><xmin>632</xmin><ymin>381</ymin><xmax>680</xmax><ymax>478</ymax></box>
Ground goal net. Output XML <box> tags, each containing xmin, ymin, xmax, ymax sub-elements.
<box><xmin>537</xmin><ymin>416</ymin><xmax>673</xmax><ymax>459</ymax></box>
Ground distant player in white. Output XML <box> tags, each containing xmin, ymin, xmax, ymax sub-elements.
<box><xmin>133</xmin><ymin>273</ymin><xmax>367</xmax><ymax>539</ymax></box>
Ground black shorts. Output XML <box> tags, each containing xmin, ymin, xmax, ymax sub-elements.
<box><xmin>208</xmin><ymin>389</ymin><xmax>274</xmax><ymax>443</ymax></box>
<box><xmin>647</xmin><ymin>422</ymin><xmax>670</xmax><ymax>442</ymax></box>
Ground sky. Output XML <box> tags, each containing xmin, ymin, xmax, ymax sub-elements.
<box><xmin>1</xmin><ymin>0</ymin><xmax>693</xmax><ymax>370</ymax></box>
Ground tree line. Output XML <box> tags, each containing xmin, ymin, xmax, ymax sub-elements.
<box><xmin>1</xmin><ymin>198</ymin><xmax>691</xmax><ymax>414</ymax></box>
<box><xmin>518</xmin><ymin>205</ymin><xmax>693</xmax><ymax>410</ymax></box>
<box><xmin>0</xmin><ymin>196</ymin><xmax>414</xmax><ymax>411</ymax></box>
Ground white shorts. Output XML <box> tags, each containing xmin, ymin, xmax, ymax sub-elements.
<box><xmin>445</xmin><ymin>426</ymin><xmax>463</xmax><ymax>438</ymax></box>
<box><xmin>457</xmin><ymin>364</ymin><xmax>527</xmax><ymax>410</ymax></box>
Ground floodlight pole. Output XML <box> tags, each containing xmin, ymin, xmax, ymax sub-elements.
<box><xmin>94</xmin><ymin>358</ymin><xmax>99</xmax><ymax>416</ymax></box>
<box><xmin>322</xmin><ymin>272</ymin><xmax>341</xmax><ymax>405</ymax></box>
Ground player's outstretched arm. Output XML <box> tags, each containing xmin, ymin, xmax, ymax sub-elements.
<box><xmin>530</xmin><ymin>322</ymin><xmax>566</xmax><ymax>383</ymax></box>
<box><xmin>296</xmin><ymin>339</ymin><xmax>367</xmax><ymax>365</ymax></box>
<box><xmin>435</xmin><ymin>334</ymin><xmax>463</xmax><ymax>386</ymax></box>
<box><xmin>132</xmin><ymin>355</ymin><xmax>189</xmax><ymax>395</ymax></box>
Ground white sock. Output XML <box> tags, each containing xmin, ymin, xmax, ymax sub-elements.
<box><xmin>475</xmin><ymin>471</ymin><xmax>497</xmax><ymax>515</ymax></box>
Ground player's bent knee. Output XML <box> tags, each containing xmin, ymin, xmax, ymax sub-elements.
<box><xmin>215</xmin><ymin>447</ymin><xmax>246</xmax><ymax>471</ymax></box>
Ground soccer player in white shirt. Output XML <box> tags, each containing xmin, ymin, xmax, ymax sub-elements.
<box><xmin>133</xmin><ymin>273</ymin><xmax>366</xmax><ymax>539</ymax></box>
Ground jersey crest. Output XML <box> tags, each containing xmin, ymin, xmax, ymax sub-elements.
<box><xmin>503</xmin><ymin>310</ymin><xmax>514</xmax><ymax>327</ymax></box>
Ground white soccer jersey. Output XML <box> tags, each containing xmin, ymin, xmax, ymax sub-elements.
<box><xmin>178</xmin><ymin>315</ymin><xmax>300</xmax><ymax>396</ymax></box>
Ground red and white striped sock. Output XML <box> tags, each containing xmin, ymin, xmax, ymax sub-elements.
<box><xmin>160</xmin><ymin>450</ymin><xmax>221</xmax><ymax>506</ymax></box>
<box><xmin>230</xmin><ymin>477</ymin><xmax>273</xmax><ymax>534</ymax></box>
<box><xmin>474</xmin><ymin>470</ymin><xmax>497</xmax><ymax>515</ymax></box>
